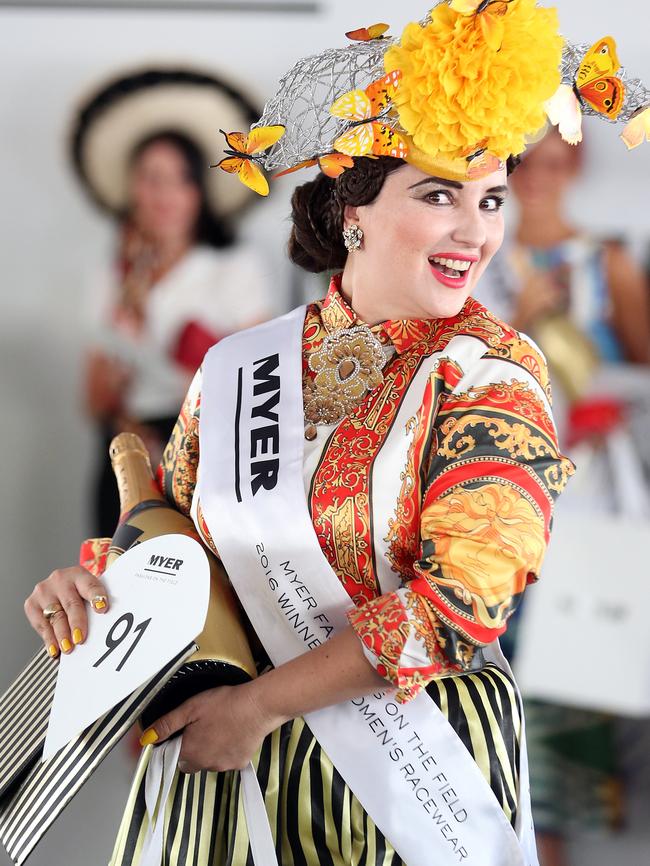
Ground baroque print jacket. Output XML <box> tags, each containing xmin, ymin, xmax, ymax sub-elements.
<box><xmin>156</xmin><ymin>276</ymin><xmax>574</xmax><ymax>704</ymax></box>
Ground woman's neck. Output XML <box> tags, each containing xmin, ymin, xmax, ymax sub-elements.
<box><xmin>340</xmin><ymin>264</ymin><xmax>388</xmax><ymax>327</ymax></box>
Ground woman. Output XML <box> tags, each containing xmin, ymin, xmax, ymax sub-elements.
<box><xmin>75</xmin><ymin>69</ymin><xmax>272</xmax><ymax>536</ymax></box>
<box><xmin>477</xmin><ymin>127</ymin><xmax>650</xmax><ymax>368</ymax></box>
<box><xmin>31</xmin><ymin>154</ymin><xmax>566</xmax><ymax>866</ymax></box>
<box><xmin>23</xmin><ymin>3</ymin><xmax>645</xmax><ymax>864</ymax></box>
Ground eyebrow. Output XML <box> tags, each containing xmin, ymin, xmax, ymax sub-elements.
<box><xmin>408</xmin><ymin>178</ymin><xmax>509</xmax><ymax>195</ymax></box>
<box><xmin>409</xmin><ymin>176</ymin><xmax>463</xmax><ymax>190</ymax></box>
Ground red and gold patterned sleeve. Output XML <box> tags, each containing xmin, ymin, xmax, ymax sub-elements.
<box><xmin>348</xmin><ymin>335</ymin><xmax>575</xmax><ymax>701</ymax></box>
<box><xmin>156</xmin><ymin>368</ymin><xmax>203</xmax><ymax>515</ymax></box>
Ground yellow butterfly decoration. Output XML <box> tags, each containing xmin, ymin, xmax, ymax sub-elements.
<box><xmin>545</xmin><ymin>37</ymin><xmax>626</xmax><ymax>146</ymax></box>
<box><xmin>621</xmin><ymin>106</ymin><xmax>650</xmax><ymax>150</ymax></box>
<box><xmin>214</xmin><ymin>126</ymin><xmax>285</xmax><ymax>196</ymax></box>
<box><xmin>450</xmin><ymin>0</ymin><xmax>514</xmax><ymax>52</ymax></box>
<box><xmin>273</xmin><ymin>153</ymin><xmax>355</xmax><ymax>181</ymax></box>
<box><xmin>345</xmin><ymin>23</ymin><xmax>390</xmax><ymax>42</ymax></box>
<box><xmin>329</xmin><ymin>71</ymin><xmax>408</xmax><ymax>159</ymax></box>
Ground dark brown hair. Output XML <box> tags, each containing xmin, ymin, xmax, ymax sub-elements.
<box><xmin>288</xmin><ymin>154</ymin><xmax>521</xmax><ymax>274</ymax></box>
<box><xmin>288</xmin><ymin>157</ymin><xmax>404</xmax><ymax>273</ymax></box>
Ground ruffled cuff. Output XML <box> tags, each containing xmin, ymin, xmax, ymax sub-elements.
<box><xmin>79</xmin><ymin>537</ymin><xmax>111</xmax><ymax>577</ymax></box>
<box><xmin>347</xmin><ymin>589</ymin><xmax>461</xmax><ymax>703</ymax></box>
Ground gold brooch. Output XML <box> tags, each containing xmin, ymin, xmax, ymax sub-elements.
<box><xmin>304</xmin><ymin>325</ymin><xmax>388</xmax><ymax>426</ymax></box>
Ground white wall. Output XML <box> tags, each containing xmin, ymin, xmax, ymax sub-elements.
<box><xmin>0</xmin><ymin>3</ymin><xmax>648</xmax><ymax>863</ymax></box>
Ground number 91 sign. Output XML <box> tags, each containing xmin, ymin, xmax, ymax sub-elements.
<box><xmin>44</xmin><ymin>535</ymin><xmax>210</xmax><ymax>759</ymax></box>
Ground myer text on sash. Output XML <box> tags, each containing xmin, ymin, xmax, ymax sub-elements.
<box><xmin>236</xmin><ymin>353</ymin><xmax>282</xmax><ymax>502</ymax></box>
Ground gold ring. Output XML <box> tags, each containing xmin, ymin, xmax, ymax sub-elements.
<box><xmin>42</xmin><ymin>602</ymin><xmax>64</xmax><ymax>622</ymax></box>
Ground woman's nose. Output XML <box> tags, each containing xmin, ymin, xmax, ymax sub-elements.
<box><xmin>450</xmin><ymin>205</ymin><xmax>486</xmax><ymax>248</ymax></box>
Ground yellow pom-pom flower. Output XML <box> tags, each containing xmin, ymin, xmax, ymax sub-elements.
<box><xmin>384</xmin><ymin>0</ymin><xmax>564</xmax><ymax>162</ymax></box>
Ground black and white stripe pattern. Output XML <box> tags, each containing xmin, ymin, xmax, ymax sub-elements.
<box><xmin>0</xmin><ymin>651</ymin><xmax>57</xmax><ymax>803</ymax></box>
<box><xmin>0</xmin><ymin>643</ymin><xmax>196</xmax><ymax>865</ymax></box>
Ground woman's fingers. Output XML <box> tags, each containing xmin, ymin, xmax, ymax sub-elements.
<box><xmin>23</xmin><ymin>596</ymin><xmax>59</xmax><ymax>658</ymax></box>
<box><xmin>74</xmin><ymin>570</ymin><xmax>110</xmax><ymax>616</ymax></box>
<box><xmin>50</xmin><ymin>606</ymin><xmax>74</xmax><ymax>655</ymax></box>
<box><xmin>24</xmin><ymin>567</ymin><xmax>110</xmax><ymax>658</ymax></box>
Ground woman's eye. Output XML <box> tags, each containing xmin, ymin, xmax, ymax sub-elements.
<box><xmin>480</xmin><ymin>196</ymin><xmax>505</xmax><ymax>212</ymax></box>
<box><xmin>425</xmin><ymin>190</ymin><xmax>453</xmax><ymax>205</ymax></box>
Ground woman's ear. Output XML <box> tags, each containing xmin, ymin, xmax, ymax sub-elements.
<box><xmin>343</xmin><ymin>203</ymin><xmax>361</xmax><ymax>227</ymax></box>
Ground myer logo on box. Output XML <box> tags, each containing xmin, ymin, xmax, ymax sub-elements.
<box><xmin>145</xmin><ymin>555</ymin><xmax>184</xmax><ymax>574</ymax></box>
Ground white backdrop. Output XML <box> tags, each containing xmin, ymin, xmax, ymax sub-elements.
<box><xmin>0</xmin><ymin>3</ymin><xmax>648</xmax><ymax>863</ymax></box>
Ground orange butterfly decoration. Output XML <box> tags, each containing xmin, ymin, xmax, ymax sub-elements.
<box><xmin>329</xmin><ymin>71</ymin><xmax>408</xmax><ymax>159</ymax></box>
<box><xmin>574</xmin><ymin>37</ymin><xmax>626</xmax><ymax>119</ymax></box>
<box><xmin>214</xmin><ymin>126</ymin><xmax>285</xmax><ymax>196</ymax></box>
<box><xmin>345</xmin><ymin>23</ymin><xmax>390</xmax><ymax>42</ymax></box>
<box><xmin>273</xmin><ymin>153</ymin><xmax>355</xmax><ymax>181</ymax></box>
<box><xmin>464</xmin><ymin>145</ymin><xmax>504</xmax><ymax>180</ymax></box>
<box><xmin>450</xmin><ymin>0</ymin><xmax>513</xmax><ymax>51</ymax></box>
<box><xmin>546</xmin><ymin>37</ymin><xmax>626</xmax><ymax>146</ymax></box>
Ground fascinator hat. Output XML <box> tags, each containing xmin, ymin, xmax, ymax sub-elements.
<box><xmin>216</xmin><ymin>0</ymin><xmax>650</xmax><ymax>195</ymax></box>
<box><xmin>71</xmin><ymin>67</ymin><xmax>260</xmax><ymax>220</ymax></box>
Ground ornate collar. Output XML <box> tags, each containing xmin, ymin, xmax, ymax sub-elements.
<box><xmin>319</xmin><ymin>273</ymin><xmax>473</xmax><ymax>356</ymax></box>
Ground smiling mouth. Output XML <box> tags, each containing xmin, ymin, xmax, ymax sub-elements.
<box><xmin>429</xmin><ymin>255</ymin><xmax>474</xmax><ymax>280</ymax></box>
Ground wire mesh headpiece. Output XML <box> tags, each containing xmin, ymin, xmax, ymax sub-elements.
<box><xmin>215</xmin><ymin>1</ymin><xmax>650</xmax><ymax>195</ymax></box>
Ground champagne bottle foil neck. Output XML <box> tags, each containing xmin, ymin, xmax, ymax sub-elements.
<box><xmin>110</xmin><ymin>432</ymin><xmax>151</xmax><ymax>467</ymax></box>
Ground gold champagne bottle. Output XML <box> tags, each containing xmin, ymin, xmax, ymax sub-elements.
<box><xmin>108</xmin><ymin>432</ymin><xmax>256</xmax><ymax>728</ymax></box>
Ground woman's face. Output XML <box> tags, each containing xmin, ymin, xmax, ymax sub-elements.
<box><xmin>343</xmin><ymin>162</ymin><xmax>507</xmax><ymax>324</ymax></box>
<box><xmin>509</xmin><ymin>131</ymin><xmax>581</xmax><ymax>213</ymax></box>
<box><xmin>129</xmin><ymin>140</ymin><xmax>202</xmax><ymax>245</ymax></box>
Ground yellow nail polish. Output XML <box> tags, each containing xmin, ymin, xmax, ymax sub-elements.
<box><xmin>61</xmin><ymin>638</ymin><xmax>72</xmax><ymax>653</ymax></box>
<box><xmin>139</xmin><ymin>729</ymin><xmax>159</xmax><ymax>747</ymax></box>
<box><xmin>73</xmin><ymin>628</ymin><xmax>83</xmax><ymax>645</ymax></box>
<box><xmin>48</xmin><ymin>644</ymin><xmax>59</xmax><ymax>658</ymax></box>
<box><xmin>93</xmin><ymin>597</ymin><xmax>107</xmax><ymax>611</ymax></box>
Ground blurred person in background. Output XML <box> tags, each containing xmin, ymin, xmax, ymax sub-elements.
<box><xmin>72</xmin><ymin>69</ymin><xmax>272</xmax><ymax>537</ymax></box>
<box><xmin>478</xmin><ymin>128</ymin><xmax>650</xmax><ymax>371</ymax></box>
<box><xmin>476</xmin><ymin>129</ymin><xmax>650</xmax><ymax>866</ymax></box>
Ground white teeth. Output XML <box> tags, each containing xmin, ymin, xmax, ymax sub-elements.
<box><xmin>430</xmin><ymin>256</ymin><xmax>472</xmax><ymax>272</ymax></box>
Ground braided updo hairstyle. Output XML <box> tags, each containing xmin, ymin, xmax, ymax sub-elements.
<box><xmin>288</xmin><ymin>154</ymin><xmax>521</xmax><ymax>274</ymax></box>
<box><xmin>288</xmin><ymin>157</ymin><xmax>404</xmax><ymax>273</ymax></box>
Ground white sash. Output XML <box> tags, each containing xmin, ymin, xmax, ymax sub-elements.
<box><xmin>197</xmin><ymin>307</ymin><xmax>538</xmax><ymax>866</ymax></box>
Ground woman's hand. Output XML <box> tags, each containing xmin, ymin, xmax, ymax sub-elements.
<box><xmin>511</xmin><ymin>269</ymin><xmax>564</xmax><ymax>331</ymax></box>
<box><xmin>141</xmin><ymin>682</ymin><xmax>279</xmax><ymax>774</ymax></box>
<box><xmin>84</xmin><ymin>350</ymin><xmax>131</xmax><ymax>420</ymax></box>
<box><xmin>24</xmin><ymin>566</ymin><xmax>110</xmax><ymax>658</ymax></box>
<box><xmin>140</xmin><ymin>627</ymin><xmax>386</xmax><ymax>774</ymax></box>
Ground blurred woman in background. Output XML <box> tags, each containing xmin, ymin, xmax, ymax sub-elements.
<box><xmin>73</xmin><ymin>69</ymin><xmax>272</xmax><ymax>537</ymax></box>
<box><xmin>479</xmin><ymin>128</ymin><xmax>650</xmax><ymax>369</ymax></box>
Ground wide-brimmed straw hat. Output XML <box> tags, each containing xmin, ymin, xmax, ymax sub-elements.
<box><xmin>70</xmin><ymin>67</ymin><xmax>261</xmax><ymax>221</ymax></box>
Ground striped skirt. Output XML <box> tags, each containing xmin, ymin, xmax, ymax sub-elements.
<box><xmin>109</xmin><ymin>664</ymin><xmax>522</xmax><ymax>866</ymax></box>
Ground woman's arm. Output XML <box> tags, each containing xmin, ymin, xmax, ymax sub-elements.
<box><xmin>604</xmin><ymin>242</ymin><xmax>650</xmax><ymax>364</ymax></box>
<box><xmin>83</xmin><ymin>349</ymin><xmax>131</xmax><ymax>420</ymax></box>
<box><xmin>141</xmin><ymin>625</ymin><xmax>385</xmax><ymax>773</ymax></box>
<box><xmin>345</xmin><ymin>333</ymin><xmax>574</xmax><ymax>703</ymax></box>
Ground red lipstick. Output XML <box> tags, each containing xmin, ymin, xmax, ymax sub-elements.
<box><xmin>428</xmin><ymin>252</ymin><xmax>479</xmax><ymax>290</ymax></box>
